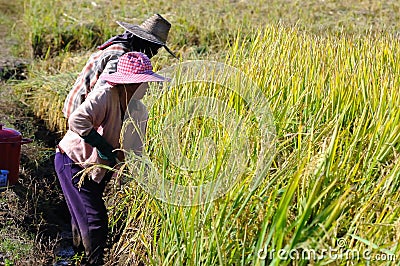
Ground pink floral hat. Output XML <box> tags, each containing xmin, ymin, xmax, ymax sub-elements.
<box><xmin>100</xmin><ymin>52</ymin><xmax>166</xmax><ymax>84</ymax></box>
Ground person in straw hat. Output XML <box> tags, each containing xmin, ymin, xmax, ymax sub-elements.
<box><xmin>63</xmin><ymin>13</ymin><xmax>175</xmax><ymax>119</ymax></box>
<box><xmin>55</xmin><ymin>52</ymin><xmax>167</xmax><ymax>265</ymax></box>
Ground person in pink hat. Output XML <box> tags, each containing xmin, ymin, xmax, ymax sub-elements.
<box><xmin>54</xmin><ymin>52</ymin><xmax>166</xmax><ymax>265</ymax></box>
<box><xmin>62</xmin><ymin>13</ymin><xmax>176</xmax><ymax>120</ymax></box>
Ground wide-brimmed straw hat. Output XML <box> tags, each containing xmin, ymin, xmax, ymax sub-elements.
<box><xmin>100</xmin><ymin>52</ymin><xmax>166</xmax><ymax>84</ymax></box>
<box><xmin>117</xmin><ymin>14</ymin><xmax>176</xmax><ymax>58</ymax></box>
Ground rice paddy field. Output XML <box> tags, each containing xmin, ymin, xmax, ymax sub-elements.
<box><xmin>2</xmin><ymin>0</ymin><xmax>400</xmax><ymax>265</ymax></box>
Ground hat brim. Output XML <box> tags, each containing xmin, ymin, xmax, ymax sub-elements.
<box><xmin>117</xmin><ymin>21</ymin><xmax>165</xmax><ymax>45</ymax></box>
<box><xmin>116</xmin><ymin>21</ymin><xmax>177</xmax><ymax>58</ymax></box>
<box><xmin>100</xmin><ymin>72</ymin><xmax>166</xmax><ymax>84</ymax></box>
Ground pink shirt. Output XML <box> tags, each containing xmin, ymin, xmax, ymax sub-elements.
<box><xmin>58</xmin><ymin>83</ymin><xmax>148</xmax><ymax>183</ymax></box>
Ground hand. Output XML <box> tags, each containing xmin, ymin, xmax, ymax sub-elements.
<box><xmin>97</xmin><ymin>149</ymin><xmax>117</xmax><ymax>165</ymax></box>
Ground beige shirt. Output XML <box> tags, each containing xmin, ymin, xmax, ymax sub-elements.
<box><xmin>58</xmin><ymin>83</ymin><xmax>148</xmax><ymax>183</ymax></box>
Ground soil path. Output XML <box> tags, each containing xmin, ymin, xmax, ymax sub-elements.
<box><xmin>0</xmin><ymin>1</ymin><xmax>72</xmax><ymax>265</ymax></box>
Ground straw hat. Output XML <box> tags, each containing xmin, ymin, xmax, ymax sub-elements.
<box><xmin>100</xmin><ymin>52</ymin><xmax>166</xmax><ymax>84</ymax></box>
<box><xmin>117</xmin><ymin>14</ymin><xmax>176</xmax><ymax>58</ymax></box>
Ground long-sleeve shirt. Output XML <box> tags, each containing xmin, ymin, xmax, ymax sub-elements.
<box><xmin>59</xmin><ymin>83</ymin><xmax>148</xmax><ymax>183</ymax></box>
<box><xmin>62</xmin><ymin>43</ymin><xmax>130</xmax><ymax>118</ymax></box>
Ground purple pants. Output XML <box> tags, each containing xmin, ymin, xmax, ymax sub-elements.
<box><xmin>54</xmin><ymin>152</ymin><xmax>110</xmax><ymax>264</ymax></box>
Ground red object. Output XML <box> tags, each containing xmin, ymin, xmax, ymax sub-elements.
<box><xmin>0</xmin><ymin>124</ymin><xmax>32</xmax><ymax>185</ymax></box>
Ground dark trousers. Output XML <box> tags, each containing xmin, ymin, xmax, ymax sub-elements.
<box><xmin>54</xmin><ymin>152</ymin><xmax>110</xmax><ymax>265</ymax></box>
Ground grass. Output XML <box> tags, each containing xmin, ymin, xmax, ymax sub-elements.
<box><xmin>0</xmin><ymin>227</ymin><xmax>34</xmax><ymax>263</ymax></box>
<box><xmin>13</xmin><ymin>0</ymin><xmax>400</xmax><ymax>59</ymax></box>
<box><xmin>0</xmin><ymin>190</ymin><xmax>45</xmax><ymax>265</ymax></box>
<box><xmin>7</xmin><ymin>0</ymin><xmax>400</xmax><ymax>265</ymax></box>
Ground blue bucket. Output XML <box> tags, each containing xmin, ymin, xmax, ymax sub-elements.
<box><xmin>0</xmin><ymin>170</ymin><xmax>9</xmax><ymax>187</ymax></box>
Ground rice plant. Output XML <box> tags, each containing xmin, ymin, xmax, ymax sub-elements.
<box><xmin>109</xmin><ymin>26</ymin><xmax>400</xmax><ymax>265</ymax></box>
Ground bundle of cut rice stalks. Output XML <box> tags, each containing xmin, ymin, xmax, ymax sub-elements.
<box><xmin>14</xmin><ymin>71</ymin><xmax>77</xmax><ymax>134</ymax></box>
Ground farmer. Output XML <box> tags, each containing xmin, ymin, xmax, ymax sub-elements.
<box><xmin>54</xmin><ymin>52</ymin><xmax>166</xmax><ymax>265</ymax></box>
<box><xmin>62</xmin><ymin>13</ymin><xmax>175</xmax><ymax>119</ymax></box>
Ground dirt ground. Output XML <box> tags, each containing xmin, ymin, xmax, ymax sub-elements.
<box><xmin>0</xmin><ymin>2</ymin><xmax>73</xmax><ymax>265</ymax></box>
<box><xmin>0</xmin><ymin>85</ymin><xmax>72</xmax><ymax>265</ymax></box>
<box><xmin>0</xmin><ymin>76</ymin><xmax>74</xmax><ymax>265</ymax></box>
